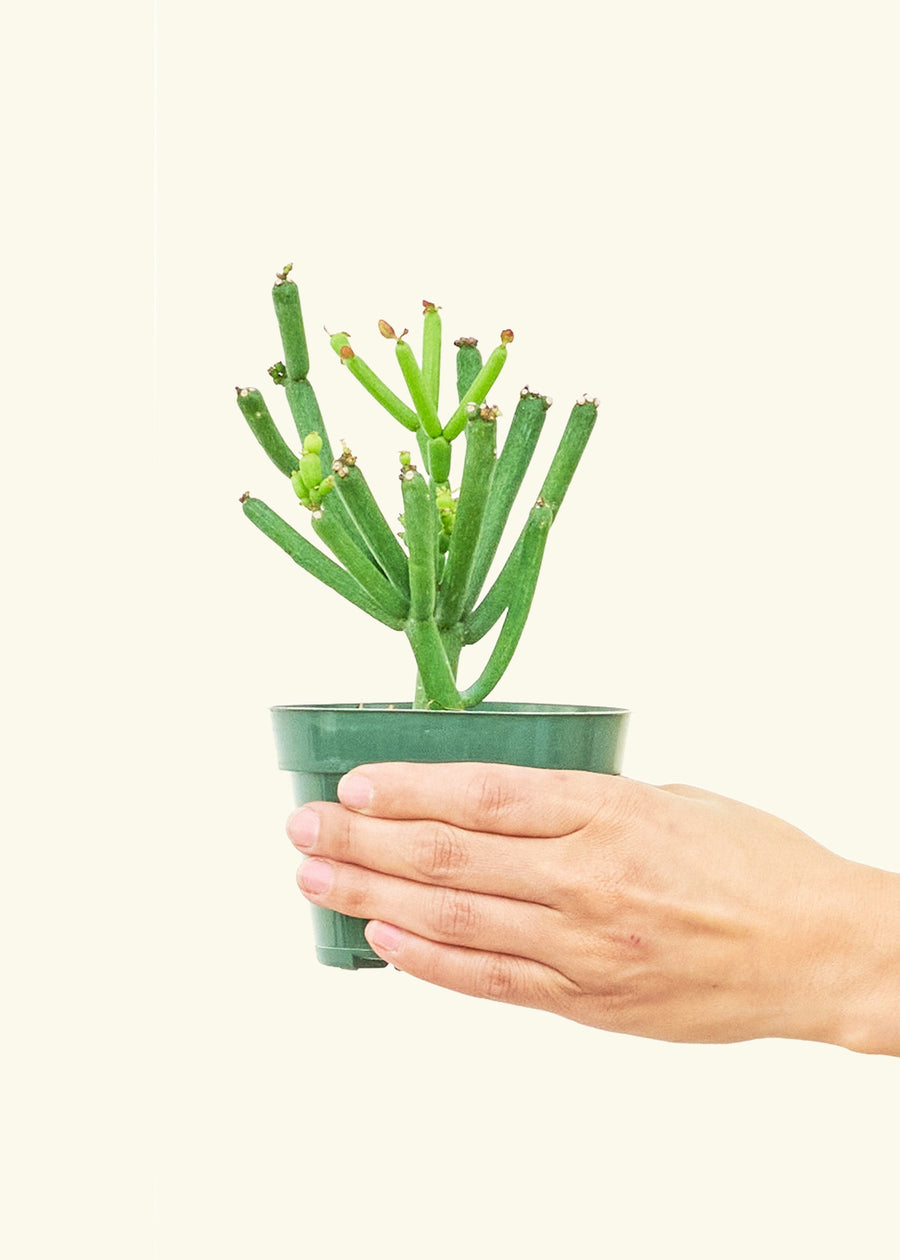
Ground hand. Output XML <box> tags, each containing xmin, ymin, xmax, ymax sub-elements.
<box><xmin>286</xmin><ymin>764</ymin><xmax>900</xmax><ymax>1054</ymax></box>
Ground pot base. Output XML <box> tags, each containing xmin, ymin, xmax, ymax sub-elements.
<box><xmin>309</xmin><ymin>903</ymin><xmax>389</xmax><ymax>970</ymax></box>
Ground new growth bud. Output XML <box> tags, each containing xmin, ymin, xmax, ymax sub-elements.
<box><xmin>378</xmin><ymin>319</ymin><xmax>397</xmax><ymax>340</ymax></box>
<box><xmin>331</xmin><ymin>442</ymin><xmax>357</xmax><ymax>478</ymax></box>
<box><xmin>500</xmin><ymin>329</ymin><xmax>514</xmax><ymax>345</ymax></box>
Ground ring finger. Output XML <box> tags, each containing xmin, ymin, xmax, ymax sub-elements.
<box><xmin>297</xmin><ymin>856</ymin><xmax>563</xmax><ymax>963</ymax></box>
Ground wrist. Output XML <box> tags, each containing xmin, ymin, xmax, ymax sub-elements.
<box><xmin>826</xmin><ymin>863</ymin><xmax>900</xmax><ymax>1057</ymax></box>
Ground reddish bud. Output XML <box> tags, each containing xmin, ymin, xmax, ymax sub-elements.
<box><xmin>500</xmin><ymin>329</ymin><xmax>514</xmax><ymax>345</ymax></box>
<box><xmin>339</xmin><ymin>344</ymin><xmax>355</xmax><ymax>361</ymax></box>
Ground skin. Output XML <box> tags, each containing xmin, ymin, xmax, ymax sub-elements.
<box><xmin>286</xmin><ymin>764</ymin><xmax>900</xmax><ymax>1056</ymax></box>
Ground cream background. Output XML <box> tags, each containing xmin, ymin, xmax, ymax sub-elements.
<box><xmin>3</xmin><ymin>1</ymin><xmax>899</xmax><ymax>1256</ymax></box>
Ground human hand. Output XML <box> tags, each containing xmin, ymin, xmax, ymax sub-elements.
<box><xmin>286</xmin><ymin>764</ymin><xmax>900</xmax><ymax>1054</ymax></box>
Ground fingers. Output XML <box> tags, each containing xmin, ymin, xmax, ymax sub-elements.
<box><xmin>287</xmin><ymin>801</ymin><xmax>561</xmax><ymax>901</ymax></box>
<box><xmin>363</xmin><ymin>920</ymin><xmax>577</xmax><ymax>1013</ymax></box>
<box><xmin>296</xmin><ymin>856</ymin><xmax>561</xmax><ymax>963</ymax></box>
<box><xmin>335</xmin><ymin>761</ymin><xmax>623</xmax><ymax>837</ymax></box>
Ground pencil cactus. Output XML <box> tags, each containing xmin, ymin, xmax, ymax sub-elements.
<box><xmin>238</xmin><ymin>265</ymin><xmax>599</xmax><ymax>710</ymax></box>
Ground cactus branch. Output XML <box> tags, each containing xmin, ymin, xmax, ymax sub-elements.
<box><xmin>400</xmin><ymin>465</ymin><xmax>438</xmax><ymax>621</ymax></box>
<box><xmin>272</xmin><ymin>271</ymin><xmax>310</xmax><ymax>381</ymax></box>
<box><xmin>235</xmin><ymin>388</ymin><xmax>298</xmax><ymax>477</ymax></box>
<box><xmin>395</xmin><ymin>336</ymin><xmax>442</xmax><ymax>439</ymax></box>
<box><xmin>436</xmin><ymin>409</ymin><xmax>497</xmax><ymax>629</ymax></box>
<box><xmin>427</xmin><ymin>436</ymin><xmax>451</xmax><ymax>485</ymax></box>
<box><xmin>406</xmin><ymin>618</ymin><xmax>464</xmax><ymax>709</ymax></box>
<box><xmin>422</xmin><ymin>301</ymin><xmax>441</xmax><ymax>411</ymax></box>
<box><xmin>463</xmin><ymin>389</ymin><xmax>551</xmax><ymax>612</ymax></box>
<box><xmin>538</xmin><ymin>398</ymin><xmax>599</xmax><ymax>516</ymax></box>
<box><xmin>443</xmin><ymin>331</ymin><xmax>513</xmax><ymax>441</ymax></box>
<box><xmin>330</xmin><ymin>335</ymin><xmax>420</xmax><ymax>432</ymax></box>
<box><xmin>311</xmin><ymin>502</ymin><xmax>411</xmax><ymax>622</ymax></box>
<box><xmin>241</xmin><ymin>496</ymin><xmax>406</xmax><ymax>630</ymax></box>
<box><xmin>454</xmin><ymin>337</ymin><xmax>482</xmax><ymax>401</ymax></box>
<box><xmin>284</xmin><ymin>379</ymin><xmax>332</xmax><ymax>461</ymax></box>
<box><xmin>459</xmin><ymin>504</ymin><xmax>553</xmax><ymax>706</ymax></box>
<box><xmin>282</xmin><ymin>379</ymin><xmax>374</xmax><ymax>557</ymax></box>
<box><xmin>331</xmin><ymin>453</ymin><xmax>410</xmax><ymax>597</ymax></box>
<box><xmin>461</xmin><ymin>528</ymin><xmax>524</xmax><ymax>645</ymax></box>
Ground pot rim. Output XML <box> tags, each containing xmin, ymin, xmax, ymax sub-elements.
<box><xmin>271</xmin><ymin>700</ymin><xmax>630</xmax><ymax>716</ymax></box>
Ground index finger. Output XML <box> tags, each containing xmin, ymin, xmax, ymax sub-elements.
<box><xmin>336</xmin><ymin>761</ymin><xmax>625</xmax><ymax>837</ymax></box>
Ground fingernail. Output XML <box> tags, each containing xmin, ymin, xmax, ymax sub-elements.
<box><xmin>366</xmin><ymin>921</ymin><xmax>402</xmax><ymax>954</ymax></box>
<box><xmin>299</xmin><ymin>859</ymin><xmax>333</xmax><ymax>895</ymax></box>
<box><xmin>338</xmin><ymin>773</ymin><xmax>373</xmax><ymax>810</ymax></box>
<box><xmin>287</xmin><ymin>807</ymin><xmax>319</xmax><ymax>851</ymax></box>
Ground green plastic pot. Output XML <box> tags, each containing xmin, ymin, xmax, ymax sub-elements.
<box><xmin>272</xmin><ymin>701</ymin><xmax>630</xmax><ymax>970</ymax></box>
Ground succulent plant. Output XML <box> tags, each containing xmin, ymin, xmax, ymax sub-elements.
<box><xmin>238</xmin><ymin>265</ymin><xmax>598</xmax><ymax>709</ymax></box>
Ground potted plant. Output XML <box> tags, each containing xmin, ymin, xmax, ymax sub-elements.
<box><xmin>237</xmin><ymin>264</ymin><xmax>629</xmax><ymax>968</ymax></box>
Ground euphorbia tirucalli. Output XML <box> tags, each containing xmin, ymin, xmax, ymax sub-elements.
<box><xmin>237</xmin><ymin>264</ymin><xmax>598</xmax><ymax>710</ymax></box>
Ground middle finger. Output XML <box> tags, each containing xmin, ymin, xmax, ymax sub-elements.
<box><xmin>288</xmin><ymin>801</ymin><xmax>563</xmax><ymax>904</ymax></box>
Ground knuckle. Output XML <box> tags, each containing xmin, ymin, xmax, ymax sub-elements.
<box><xmin>323</xmin><ymin>806</ymin><xmax>358</xmax><ymax>863</ymax></box>
<box><xmin>434</xmin><ymin>887</ymin><xmax>478</xmax><ymax>940</ymax></box>
<box><xmin>473</xmin><ymin>953</ymin><xmax>517</xmax><ymax>1003</ymax></box>
<box><xmin>584</xmin><ymin>775</ymin><xmax>645</xmax><ymax>839</ymax></box>
<box><xmin>465</xmin><ymin>767</ymin><xmax>518</xmax><ymax>826</ymax></box>
<box><xmin>341</xmin><ymin>889</ymin><xmax>366</xmax><ymax>919</ymax></box>
<box><xmin>412</xmin><ymin>823</ymin><xmax>469</xmax><ymax>882</ymax></box>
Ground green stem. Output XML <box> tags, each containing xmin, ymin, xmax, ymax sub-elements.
<box><xmin>331</xmin><ymin>457</ymin><xmax>410</xmax><ymax>597</ymax></box>
<box><xmin>400</xmin><ymin>466</ymin><xmax>438</xmax><ymax>621</ymax></box>
<box><xmin>459</xmin><ymin>504</ymin><xmax>553</xmax><ymax>706</ymax></box>
<box><xmin>422</xmin><ymin>302</ymin><xmax>442</xmax><ymax>411</ymax></box>
<box><xmin>311</xmin><ymin>503</ymin><xmax>411</xmax><ymax>623</ymax></box>
<box><xmin>272</xmin><ymin>273</ymin><xmax>309</xmax><ymax>381</ymax></box>
<box><xmin>538</xmin><ymin>398</ymin><xmax>599</xmax><ymax>516</ymax></box>
<box><xmin>462</xmin><ymin>398</ymin><xmax>599</xmax><ymax>645</ymax></box>
<box><xmin>427</xmin><ymin>436</ymin><xmax>451</xmax><ymax>485</ymax></box>
<box><xmin>240</xmin><ymin>496</ymin><xmax>405</xmax><ymax>630</ymax></box>
<box><xmin>330</xmin><ymin>335</ymin><xmax>420</xmax><ymax>432</ymax></box>
<box><xmin>396</xmin><ymin>338</ymin><xmax>442</xmax><ymax>438</ymax></box>
<box><xmin>443</xmin><ymin>332</ymin><xmax>512</xmax><ymax>441</ymax></box>
<box><xmin>462</xmin><ymin>530</ymin><xmax>524</xmax><ymax>644</ymax></box>
<box><xmin>463</xmin><ymin>390</ymin><xmax>551</xmax><ymax>613</ymax></box>
<box><xmin>281</xmin><ymin>378</ymin><xmax>378</xmax><ymax>562</ymax></box>
<box><xmin>406</xmin><ymin>617</ymin><xmax>463</xmax><ymax>709</ymax></box>
<box><xmin>436</xmin><ymin>411</ymin><xmax>496</xmax><ymax>629</ymax></box>
<box><xmin>454</xmin><ymin>338</ymin><xmax>482</xmax><ymax>401</ymax></box>
<box><xmin>284</xmin><ymin>379</ymin><xmax>332</xmax><ymax>461</ymax></box>
<box><xmin>235</xmin><ymin>388</ymin><xmax>298</xmax><ymax>477</ymax></box>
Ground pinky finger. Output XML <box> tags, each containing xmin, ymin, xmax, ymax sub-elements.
<box><xmin>364</xmin><ymin>920</ymin><xmax>573</xmax><ymax>1012</ymax></box>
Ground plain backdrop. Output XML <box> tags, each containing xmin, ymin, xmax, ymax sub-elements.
<box><xmin>3</xmin><ymin>2</ymin><xmax>898</xmax><ymax>1257</ymax></box>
